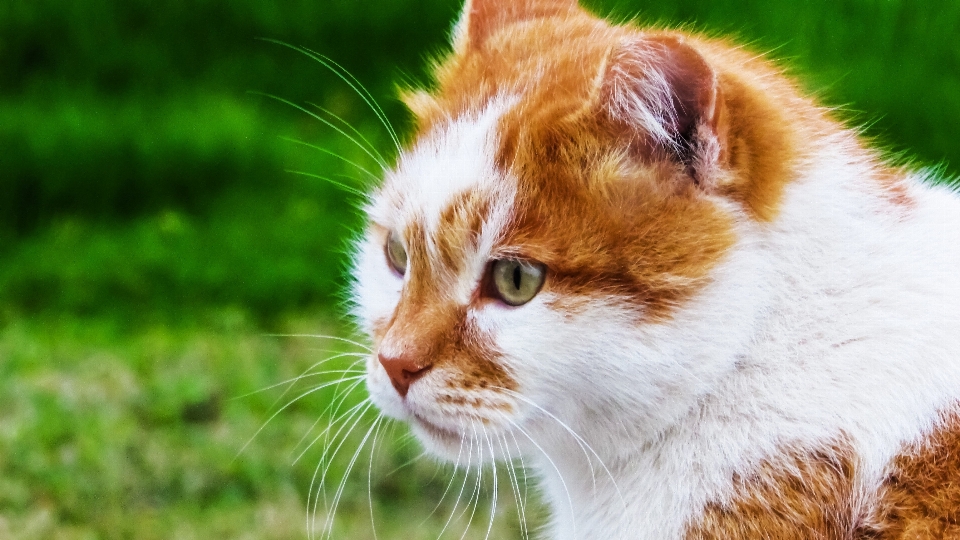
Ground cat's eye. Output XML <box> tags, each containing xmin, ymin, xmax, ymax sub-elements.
<box><xmin>490</xmin><ymin>259</ymin><xmax>546</xmax><ymax>306</ymax></box>
<box><xmin>385</xmin><ymin>230</ymin><xmax>408</xmax><ymax>275</ymax></box>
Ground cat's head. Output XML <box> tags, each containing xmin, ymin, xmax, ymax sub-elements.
<box><xmin>352</xmin><ymin>0</ymin><xmax>774</xmax><ymax>460</ymax></box>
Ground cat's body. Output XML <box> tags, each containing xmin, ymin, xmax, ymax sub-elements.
<box><xmin>351</xmin><ymin>0</ymin><xmax>960</xmax><ymax>537</ymax></box>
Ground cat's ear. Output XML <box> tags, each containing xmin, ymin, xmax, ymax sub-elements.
<box><xmin>600</xmin><ymin>34</ymin><xmax>728</xmax><ymax>187</ymax></box>
<box><xmin>454</xmin><ymin>0</ymin><xmax>580</xmax><ymax>50</ymax></box>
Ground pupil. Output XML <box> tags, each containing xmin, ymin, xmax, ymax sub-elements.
<box><xmin>512</xmin><ymin>265</ymin><xmax>522</xmax><ymax>289</ymax></box>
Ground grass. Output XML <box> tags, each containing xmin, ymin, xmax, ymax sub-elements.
<box><xmin>0</xmin><ymin>311</ymin><xmax>541</xmax><ymax>539</ymax></box>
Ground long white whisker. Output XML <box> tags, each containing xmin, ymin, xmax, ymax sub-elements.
<box><xmin>438</xmin><ymin>428</ymin><xmax>474</xmax><ymax>539</ymax></box>
<box><xmin>251</xmin><ymin>91</ymin><xmax>388</xmax><ymax>169</ymax></box>
<box><xmin>236</xmin><ymin>375</ymin><xmax>365</xmax><ymax>460</ymax></box>
<box><xmin>266</xmin><ymin>354</ymin><xmax>365</xmax><ymax>416</ymax></box>
<box><xmin>279</xmin><ymin>136</ymin><xmax>381</xmax><ymax>181</ymax></box>
<box><xmin>228</xmin><ymin>355</ymin><xmax>365</xmax><ymax>402</ymax></box>
<box><xmin>310</xmin><ymin>400</ymin><xmax>374</xmax><ymax>539</ymax></box>
<box><xmin>384</xmin><ymin>450</ymin><xmax>428</xmax><ymax>478</ymax></box>
<box><xmin>301</xmin><ymin>48</ymin><xmax>403</xmax><ymax>153</ymax></box>
<box><xmin>257</xmin><ymin>39</ymin><xmax>402</xmax><ymax>153</ymax></box>
<box><xmin>481</xmin><ymin>427</ymin><xmax>498</xmax><ymax>540</ymax></box>
<box><xmin>507</xmin><ymin>429</ymin><xmax>531</xmax><ymax>540</ymax></box>
<box><xmin>294</xmin><ymin>378</ymin><xmax>367</xmax><ymax>461</ymax></box>
<box><xmin>323</xmin><ymin>416</ymin><xmax>382</xmax><ymax>540</ymax></box>
<box><xmin>299</xmin><ymin>393</ymin><xmax>368</xmax><ymax>465</ymax></box>
<box><xmin>285</xmin><ymin>170</ymin><xmax>368</xmax><ymax>197</ymax></box>
<box><xmin>367</xmin><ymin>418</ymin><xmax>385</xmax><ymax>540</ymax></box>
<box><xmin>497</xmin><ymin>387</ymin><xmax>626</xmax><ymax>509</ymax></box>
<box><xmin>307</xmin><ymin>101</ymin><xmax>386</xmax><ymax>164</ymax></box>
<box><xmin>230</xmin><ymin>356</ymin><xmax>364</xmax><ymax>401</ymax></box>
<box><xmin>506</xmin><ymin>417</ymin><xmax>577</xmax><ymax>539</ymax></box>
<box><xmin>264</xmin><ymin>333</ymin><xmax>372</xmax><ymax>352</ymax></box>
<box><xmin>421</xmin><ymin>433</ymin><xmax>465</xmax><ymax>526</ymax></box>
<box><xmin>496</xmin><ymin>433</ymin><xmax>528</xmax><ymax>540</ymax></box>
<box><xmin>459</xmin><ymin>423</ymin><xmax>484</xmax><ymax>540</ymax></box>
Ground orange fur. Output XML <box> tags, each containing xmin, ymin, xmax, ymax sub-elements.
<box><xmin>685</xmin><ymin>412</ymin><xmax>960</xmax><ymax>539</ymax></box>
<box><xmin>868</xmin><ymin>412</ymin><xmax>960</xmax><ymax>538</ymax></box>
<box><xmin>398</xmin><ymin>2</ymin><xmax>864</xmax><ymax>320</ymax></box>
<box><xmin>373</xmin><ymin>218</ymin><xmax>517</xmax><ymax>395</ymax></box>
<box><xmin>685</xmin><ymin>442</ymin><xmax>863</xmax><ymax>539</ymax></box>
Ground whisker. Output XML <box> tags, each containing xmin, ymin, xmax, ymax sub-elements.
<box><xmin>278</xmin><ymin>136</ymin><xmax>380</xmax><ymax>182</ymax></box>
<box><xmin>250</xmin><ymin>91</ymin><xmax>388</xmax><ymax>169</ymax></box>
<box><xmin>257</xmin><ymin>38</ymin><xmax>402</xmax><ymax>153</ymax></box>
<box><xmin>459</xmin><ymin>423</ymin><xmax>484</xmax><ymax>540</ymax></box>
<box><xmin>496</xmin><ymin>387</ymin><xmax>626</xmax><ymax>508</ymax></box>
<box><xmin>482</xmin><ymin>427</ymin><xmax>498</xmax><ymax>540</ymax></box>
<box><xmin>496</xmin><ymin>433</ymin><xmax>528</xmax><ymax>540</ymax></box>
<box><xmin>438</xmin><ymin>429</ymin><xmax>474</xmax><ymax>539</ymax></box>
<box><xmin>297</xmin><ymin>391</ymin><xmax>368</xmax><ymax>465</ymax></box>
<box><xmin>307</xmin><ymin>101</ymin><xmax>386</xmax><ymax>164</ymax></box>
<box><xmin>367</xmin><ymin>418</ymin><xmax>385</xmax><ymax>540</ymax></box>
<box><xmin>307</xmin><ymin>397</ymin><xmax>371</xmax><ymax>540</ymax></box>
<box><xmin>267</xmin><ymin>355</ymin><xmax>365</xmax><ymax>417</ymax></box>
<box><xmin>234</xmin><ymin>375</ymin><xmax>365</xmax><ymax>460</ymax></box>
<box><xmin>293</xmin><ymin>376</ymin><xmax>367</xmax><ymax>459</ymax></box>
<box><xmin>285</xmin><ymin>170</ymin><xmax>367</xmax><ymax>197</ymax></box>
<box><xmin>506</xmin><ymin>417</ymin><xmax>577</xmax><ymax>538</ymax></box>
<box><xmin>229</xmin><ymin>356</ymin><xmax>364</xmax><ymax>400</ymax></box>
<box><xmin>323</xmin><ymin>416</ymin><xmax>383</xmax><ymax>540</ymax></box>
<box><xmin>384</xmin><ymin>450</ymin><xmax>428</xmax><ymax>478</ymax></box>
<box><xmin>309</xmin><ymin>400</ymin><xmax>374</xmax><ymax>539</ymax></box>
<box><xmin>304</xmin><ymin>47</ymin><xmax>402</xmax><ymax>152</ymax></box>
<box><xmin>263</xmin><ymin>332</ymin><xmax>372</xmax><ymax>352</ymax></box>
<box><xmin>506</xmin><ymin>429</ymin><xmax>531</xmax><ymax>540</ymax></box>
<box><xmin>421</xmin><ymin>434</ymin><xmax>466</xmax><ymax>527</ymax></box>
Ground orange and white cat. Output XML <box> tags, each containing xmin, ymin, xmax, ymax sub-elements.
<box><xmin>352</xmin><ymin>0</ymin><xmax>960</xmax><ymax>537</ymax></box>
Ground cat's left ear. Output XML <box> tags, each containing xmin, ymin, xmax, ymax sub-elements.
<box><xmin>454</xmin><ymin>0</ymin><xmax>580</xmax><ymax>50</ymax></box>
<box><xmin>600</xmin><ymin>34</ymin><xmax>728</xmax><ymax>188</ymax></box>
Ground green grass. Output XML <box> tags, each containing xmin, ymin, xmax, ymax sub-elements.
<box><xmin>0</xmin><ymin>311</ymin><xmax>541</xmax><ymax>539</ymax></box>
<box><xmin>2</xmin><ymin>0</ymin><xmax>958</xmax><ymax>537</ymax></box>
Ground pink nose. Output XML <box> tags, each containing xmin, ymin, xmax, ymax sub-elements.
<box><xmin>378</xmin><ymin>353</ymin><xmax>433</xmax><ymax>397</ymax></box>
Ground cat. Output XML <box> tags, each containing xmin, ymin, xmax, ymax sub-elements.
<box><xmin>350</xmin><ymin>0</ymin><xmax>960</xmax><ymax>538</ymax></box>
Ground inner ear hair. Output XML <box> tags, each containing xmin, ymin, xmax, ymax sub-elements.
<box><xmin>600</xmin><ymin>33</ymin><xmax>728</xmax><ymax>188</ymax></box>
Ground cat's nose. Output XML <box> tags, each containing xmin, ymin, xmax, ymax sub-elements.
<box><xmin>378</xmin><ymin>353</ymin><xmax>433</xmax><ymax>398</ymax></box>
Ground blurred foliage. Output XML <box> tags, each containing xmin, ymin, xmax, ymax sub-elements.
<box><xmin>1</xmin><ymin>0</ymin><xmax>958</xmax><ymax>538</ymax></box>
<box><xmin>1</xmin><ymin>0</ymin><xmax>958</xmax><ymax>315</ymax></box>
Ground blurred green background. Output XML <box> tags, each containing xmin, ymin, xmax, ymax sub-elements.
<box><xmin>1</xmin><ymin>0</ymin><xmax>957</xmax><ymax>538</ymax></box>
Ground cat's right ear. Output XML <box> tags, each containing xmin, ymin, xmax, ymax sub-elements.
<box><xmin>600</xmin><ymin>34</ymin><xmax>729</xmax><ymax>189</ymax></box>
<box><xmin>453</xmin><ymin>0</ymin><xmax>580</xmax><ymax>50</ymax></box>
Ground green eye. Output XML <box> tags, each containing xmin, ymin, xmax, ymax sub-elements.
<box><xmin>385</xmin><ymin>231</ymin><xmax>408</xmax><ymax>275</ymax></box>
<box><xmin>491</xmin><ymin>259</ymin><xmax>546</xmax><ymax>306</ymax></box>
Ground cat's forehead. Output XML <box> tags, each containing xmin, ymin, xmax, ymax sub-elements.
<box><xmin>368</xmin><ymin>99</ymin><xmax>516</xmax><ymax>251</ymax></box>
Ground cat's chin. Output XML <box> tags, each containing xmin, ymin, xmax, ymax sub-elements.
<box><xmin>409</xmin><ymin>414</ymin><xmax>466</xmax><ymax>458</ymax></box>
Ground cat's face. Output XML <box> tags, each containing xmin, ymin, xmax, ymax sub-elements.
<box><xmin>353</xmin><ymin>0</ymin><xmax>746</xmax><ymax>461</ymax></box>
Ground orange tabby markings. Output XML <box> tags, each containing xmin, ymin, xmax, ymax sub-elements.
<box><xmin>686</xmin><ymin>413</ymin><xmax>960</xmax><ymax>539</ymax></box>
<box><xmin>376</xmin><ymin>218</ymin><xmax>517</xmax><ymax>396</ymax></box>
<box><xmin>401</xmin><ymin>5</ymin><xmax>880</xmax><ymax>319</ymax></box>
<box><xmin>686</xmin><ymin>442</ymin><xmax>864</xmax><ymax>539</ymax></box>
<box><xmin>869</xmin><ymin>411</ymin><xmax>960</xmax><ymax>538</ymax></box>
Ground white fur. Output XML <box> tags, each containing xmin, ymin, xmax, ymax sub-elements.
<box><xmin>506</xmin><ymin>135</ymin><xmax>960</xmax><ymax>539</ymax></box>
<box><xmin>354</xmin><ymin>106</ymin><xmax>960</xmax><ymax>540</ymax></box>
